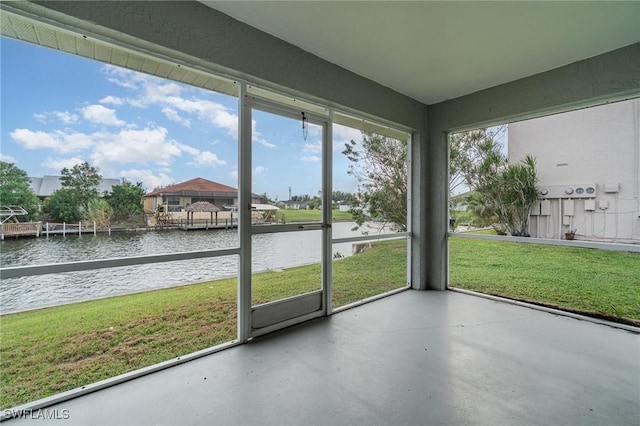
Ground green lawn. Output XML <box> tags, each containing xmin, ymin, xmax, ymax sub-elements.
<box><xmin>275</xmin><ymin>209</ymin><xmax>353</xmax><ymax>222</ymax></box>
<box><xmin>0</xmin><ymin>239</ymin><xmax>406</xmax><ymax>409</ymax></box>
<box><xmin>1</xmin><ymin>236</ymin><xmax>637</xmax><ymax>408</ymax></box>
<box><xmin>449</xmin><ymin>237</ymin><xmax>640</xmax><ymax>324</ymax></box>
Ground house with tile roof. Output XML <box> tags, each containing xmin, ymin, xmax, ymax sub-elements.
<box><xmin>143</xmin><ymin>177</ymin><xmax>265</xmax><ymax>214</ymax></box>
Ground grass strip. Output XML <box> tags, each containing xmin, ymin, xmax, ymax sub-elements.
<box><xmin>275</xmin><ymin>209</ymin><xmax>353</xmax><ymax>222</ymax></box>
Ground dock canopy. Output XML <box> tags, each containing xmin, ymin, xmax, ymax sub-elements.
<box><xmin>186</xmin><ymin>201</ymin><xmax>221</xmax><ymax>213</ymax></box>
<box><xmin>185</xmin><ymin>201</ymin><xmax>221</xmax><ymax>224</ymax></box>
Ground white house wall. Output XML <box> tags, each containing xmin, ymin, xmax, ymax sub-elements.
<box><xmin>508</xmin><ymin>98</ymin><xmax>640</xmax><ymax>242</ymax></box>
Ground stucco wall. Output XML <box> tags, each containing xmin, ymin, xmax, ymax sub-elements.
<box><xmin>508</xmin><ymin>98</ymin><xmax>640</xmax><ymax>242</ymax></box>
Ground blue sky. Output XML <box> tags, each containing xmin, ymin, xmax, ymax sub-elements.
<box><xmin>1</xmin><ymin>37</ymin><xmax>362</xmax><ymax>200</ymax></box>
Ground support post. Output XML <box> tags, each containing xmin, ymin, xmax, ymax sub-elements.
<box><xmin>238</xmin><ymin>83</ymin><xmax>252</xmax><ymax>341</ymax></box>
<box><xmin>411</xmin><ymin>109</ymin><xmax>448</xmax><ymax>291</ymax></box>
<box><xmin>410</xmin><ymin>126</ymin><xmax>430</xmax><ymax>290</ymax></box>
<box><xmin>426</xmin><ymin>122</ymin><xmax>449</xmax><ymax>291</ymax></box>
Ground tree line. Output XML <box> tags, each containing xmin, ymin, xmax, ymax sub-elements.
<box><xmin>284</xmin><ymin>191</ymin><xmax>356</xmax><ymax>210</ymax></box>
<box><xmin>0</xmin><ymin>161</ymin><xmax>145</xmax><ymax>226</ymax></box>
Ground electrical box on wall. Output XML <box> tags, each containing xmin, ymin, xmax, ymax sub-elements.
<box><xmin>599</xmin><ymin>200</ymin><xmax>609</xmax><ymax>210</ymax></box>
<box><xmin>563</xmin><ymin>199</ymin><xmax>575</xmax><ymax>216</ymax></box>
<box><xmin>584</xmin><ymin>199</ymin><xmax>596</xmax><ymax>211</ymax></box>
<box><xmin>604</xmin><ymin>182</ymin><xmax>620</xmax><ymax>193</ymax></box>
<box><xmin>540</xmin><ymin>200</ymin><xmax>551</xmax><ymax>216</ymax></box>
<box><xmin>538</xmin><ymin>184</ymin><xmax>597</xmax><ymax>199</ymax></box>
<box><xmin>530</xmin><ymin>201</ymin><xmax>540</xmax><ymax>216</ymax></box>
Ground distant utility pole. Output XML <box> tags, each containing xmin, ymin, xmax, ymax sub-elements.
<box><xmin>288</xmin><ymin>186</ymin><xmax>292</xmax><ymax>200</ymax></box>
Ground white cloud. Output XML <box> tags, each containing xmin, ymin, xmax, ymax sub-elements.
<box><xmin>42</xmin><ymin>157</ymin><xmax>85</xmax><ymax>172</ymax></box>
<box><xmin>211</xmin><ymin>108</ymin><xmax>238</xmax><ymax>137</ymax></box>
<box><xmin>302</xmin><ymin>140</ymin><xmax>322</xmax><ymax>153</ymax></box>
<box><xmin>333</xmin><ymin>124</ymin><xmax>362</xmax><ymax>150</ymax></box>
<box><xmin>164</xmin><ymin>96</ymin><xmax>238</xmax><ymax>137</ymax></box>
<box><xmin>81</xmin><ymin>104</ymin><xmax>126</xmax><ymax>127</ymax></box>
<box><xmin>10</xmin><ymin>129</ymin><xmax>93</xmax><ymax>153</ymax></box>
<box><xmin>119</xmin><ymin>168</ymin><xmax>173</xmax><ymax>192</ymax></box>
<box><xmin>11</xmin><ymin>123</ymin><xmax>222</xmax><ymax>174</ymax></box>
<box><xmin>162</xmin><ymin>107</ymin><xmax>191</xmax><ymax>127</ymax></box>
<box><xmin>55</xmin><ymin>111</ymin><xmax>79</xmax><ymax>124</ymax></box>
<box><xmin>63</xmin><ymin>133</ymin><xmax>95</xmax><ymax>151</ymax></box>
<box><xmin>102</xmin><ymin>65</ymin><xmax>139</xmax><ymax>90</ymax></box>
<box><xmin>0</xmin><ymin>154</ymin><xmax>16</xmax><ymax>163</ymax></box>
<box><xmin>11</xmin><ymin>129</ymin><xmax>60</xmax><ymax>150</ymax></box>
<box><xmin>253</xmin><ymin>166</ymin><xmax>266</xmax><ymax>175</ymax></box>
<box><xmin>229</xmin><ymin>170</ymin><xmax>238</xmax><ymax>179</ymax></box>
<box><xmin>102</xmin><ymin>65</ymin><xmax>241</xmax><ymax>139</ymax></box>
<box><xmin>89</xmin><ymin>127</ymin><xmax>181</xmax><ymax>168</ymax></box>
<box><xmin>143</xmin><ymin>83</ymin><xmax>184</xmax><ymax>105</ymax></box>
<box><xmin>33</xmin><ymin>111</ymin><xmax>78</xmax><ymax>125</ymax></box>
<box><xmin>102</xmin><ymin>66</ymin><xmax>183</xmax><ymax>105</ymax></box>
<box><xmin>100</xmin><ymin>96</ymin><xmax>124</xmax><ymax>106</ymax></box>
<box><xmin>252</xmin><ymin>120</ymin><xmax>275</xmax><ymax>148</ymax></box>
<box><xmin>174</xmin><ymin>142</ymin><xmax>199</xmax><ymax>156</ymax></box>
<box><xmin>301</xmin><ymin>155</ymin><xmax>320</xmax><ymax>162</ymax></box>
<box><xmin>173</xmin><ymin>141</ymin><xmax>226</xmax><ymax>167</ymax></box>
<box><xmin>333</xmin><ymin>124</ymin><xmax>362</xmax><ymax>142</ymax></box>
<box><xmin>191</xmin><ymin>151</ymin><xmax>226</xmax><ymax>167</ymax></box>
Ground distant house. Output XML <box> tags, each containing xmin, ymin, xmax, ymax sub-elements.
<box><xmin>143</xmin><ymin>177</ymin><xmax>265</xmax><ymax>213</ymax></box>
<box><xmin>276</xmin><ymin>200</ymin><xmax>309</xmax><ymax>210</ymax></box>
<box><xmin>29</xmin><ymin>175</ymin><xmax>121</xmax><ymax>200</ymax></box>
<box><xmin>508</xmin><ymin>98</ymin><xmax>640</xmax><ymax>243</ymax></box>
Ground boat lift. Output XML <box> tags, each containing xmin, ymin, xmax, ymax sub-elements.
<box><xmin>0</xmin><ymin>205</ymin><xmax>28</xmax><ymax>224</ymax></box>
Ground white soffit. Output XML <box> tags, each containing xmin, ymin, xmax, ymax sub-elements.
<box><xmin>203</xmin><ymin>1</ymin><xmax>640</xmax><ymax>105</ymax></box>
<box><xmin>0</xmin><ymin>10</ymin><xmax>239</xmax><ymax>97</ymax></box>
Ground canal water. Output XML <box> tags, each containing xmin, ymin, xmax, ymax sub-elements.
<box><xmin>0</xmin><ymin>222</ymin><xmax>393</xmax><ymax>312</ymax></box>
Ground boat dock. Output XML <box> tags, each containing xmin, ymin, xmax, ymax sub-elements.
<box><xmin>177</xmin><ymin>218</ymin><xmax>238</xmax><ymax>231</ymax></box>
<box><xmin>0</xmin><ymin>206</ymin><xmax>41</xmax><ymax>239</ymax></box>
<box><xmin>0</xmin><ymin>222</ymin><xmax>41</xmax><ymax>240</ymax></box>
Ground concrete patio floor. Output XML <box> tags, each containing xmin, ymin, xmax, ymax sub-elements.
<box><xmin>7</xmin><ymin>290</ymin><xmax>639</xmax><ymax>425</ymax></box>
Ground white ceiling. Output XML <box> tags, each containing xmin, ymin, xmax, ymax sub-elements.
<box><xmin>203</xmin><ymin>1</ymin><xmax>640</xmax><ymax>105</ymax></box>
